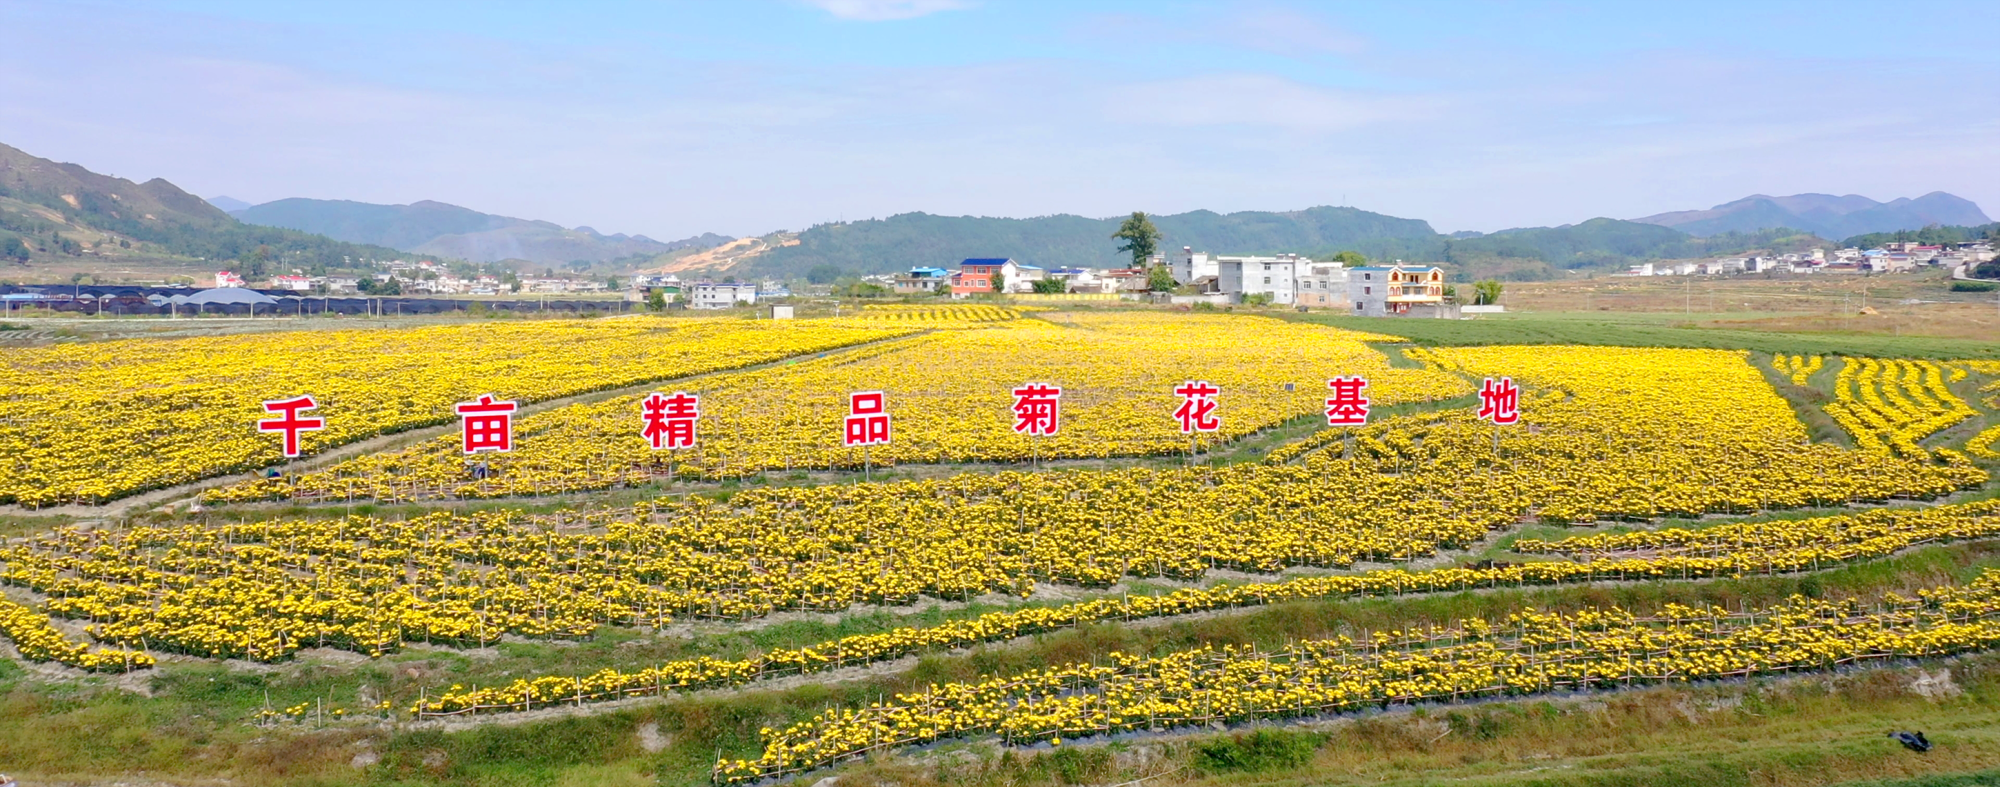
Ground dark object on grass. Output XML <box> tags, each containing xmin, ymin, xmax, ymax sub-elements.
<box><xmin>1890</xmin><ymin>731</ymin><xmax>1932</xmax><ymax>752</ymax></box>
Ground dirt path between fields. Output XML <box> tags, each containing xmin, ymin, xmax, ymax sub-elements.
<box><xmin>0</xmin><ymin>331</ymin><xmax>929</xmax><ymax>521</ymax></box>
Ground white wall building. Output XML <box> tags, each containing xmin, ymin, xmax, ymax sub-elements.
<box><xmin>1172</xmin><ymin>247</ymin><xmax>1218</xmax><ymax>285</ymax></box>
<box><xmin>1296</xmin><ymin>263</ymin><xmax>1349</xmax><ymax>308</ymax></box>
<box><xmin>691</xmin><ymin>282</ymin><xmax>758</xmax><ymax>309</ymax></box>
<box><xmin>1176</xmin><ymin>249</ymin><xmax>1353</xmax><ymax>307</ymax></box>
<box><xmin>1217</xmin><ymin>255</ymin><xmax>1299</xmax><ymax>305</ymax></box>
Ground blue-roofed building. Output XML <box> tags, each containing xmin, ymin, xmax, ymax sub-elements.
<box><xmin>1010</xmin><ymin>264</ymin><xmax>1045</xmax><ymax>292</ymax></box>
<box><xmin>952</xmin><ymin>258</ymin><xmax>1018</xmax><ymax>298</ymax></box>
<box><xmin>894</xmin><ymin>266</ymin><xmax>951</xmax><ymax>294</ymax></box>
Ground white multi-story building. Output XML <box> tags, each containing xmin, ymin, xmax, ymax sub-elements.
<box><xmin>1171</xmin><ymin>247</ymin><xmax>1219</xmax><ymax>285</ymax></box>
<box><xmin>1217</xmin><ymin>256</ymin><xmax>1299</xmax><ymax>305</ymax></box>
<box><xmin>690</xmin><ymin>282</ymin><xmax>758</xmax><ymax>309</ymax></box>
<box><xmin>1175</xmin><ymin>249</ymin><xmax>1350</xmax><ymax>306</ymax></box>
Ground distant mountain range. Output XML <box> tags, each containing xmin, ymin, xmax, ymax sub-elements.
<box><xmin>0</xmin><ymin>142</ymin><xmax>405</xmax><ymax>270</ymax></box>
<box><xmin>8</xmin><ymin>137</ymin><xmax>1988</xmax><ymax>282</ymax></box>
<box><xmin>1632</xmin><ymin>192</ymin><xmax>1990</xmax><ymax>239</ymax></box>
<box><xmin>221</xmin><ymin>197</ymin><xmax>731</xmax><ymax>266</ymax></box>
<box><xmin>743</xmin><ymin>192</ymin><xmax>1988</xmax><ymax>280</ymax></box>
<box><xmin>205</xmin><ymin>195</ymin><xmax>253</xmax><ymax>213</ymax></box>
<box><xmin>738</xmin><ymin>208</ymin><xmax>1824</xmax><ymax>282</ymax></box>
<box><xmin>746</xmin><ymin>207</ymin><xmax>1444</xmax><ymax>278</ymax></box>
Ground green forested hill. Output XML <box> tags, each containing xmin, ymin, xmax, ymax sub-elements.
<box><xmin>0</xmin><ymin>142</ymin><xmax>408</xmax><ymax>272</ymax></box>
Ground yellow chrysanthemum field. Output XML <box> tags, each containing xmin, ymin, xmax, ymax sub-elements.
<box><xmin>4</xmin><ymin>305</ymin><xmax>2000</xmax><ymax>787</ymax></box>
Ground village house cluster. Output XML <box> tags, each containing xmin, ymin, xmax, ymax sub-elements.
<box><xmin>872</xmin><ymin>250</ymin><xmax>1456</xmax><ymax>317</ymax></box>
<box><xmin>223</xmin><ymin>259</ymin><xmax>624</xmax><ymax>296</ymax></box>
<box><xmin>887</xmin><ymin>259</ymin><xmax>1150</xmax><ymax>297</ymax></box>
<box><xmin>190</xmin><ymin>238</ymin><xmax>2000</xmax><ymax>317</ymax></box>
<box><xmin>626</xmin><ymin>274</ymin><xmax>791</xmax><ymax>310</ymax></box>
<box><xmin>1620</xmin><ymin>240</ymin><xmax>1996</xmax><ymax>278</ymax></box>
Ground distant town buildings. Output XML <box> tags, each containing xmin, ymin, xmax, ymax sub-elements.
<box><xmin>1616</xmin><ymin>240</ymin><xmax>1993</xmax><ymax>278</ymax></box>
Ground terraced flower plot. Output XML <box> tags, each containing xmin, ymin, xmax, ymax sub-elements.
<box><xmin>0</xmin><ymin>317</ymin><xmax>912</xmax><ymax>506</ymax></box>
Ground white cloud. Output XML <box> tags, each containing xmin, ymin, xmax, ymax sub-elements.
<box><xmin>1111</xmin><ymin>74</ymin><xmax>1430</xmax><ymax>132</ymax></box>
<box><xmin>1224</xmin><ymin>7</ymin><xmax>1369</xmax><ymax>57</ymax></box>
<box><xmin>804</xmin><ymin>0</ymin><xmax>972</xmax><ymax>22</ymax></box>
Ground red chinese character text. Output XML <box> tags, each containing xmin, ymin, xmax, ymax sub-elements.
<box><xmin>1477</xmin><ymin>377</ymin><xmax>1521</xmax><ymax>425</ymax></box>
<box><xmin>1172</xmin><ymin>380</ymin><xmax>1221</xmax><ymax>433</ymax></box>
<box><xmin>456</xmin><ymin>394</ymin><xmax>519</xmax><ymax>454</ymax></box>
<box><xmin>641</xmin><ymin>391</ymin><xmax>700</xmax><ymax>450</ymax></box>
<box><xmin>1011</xmin><ymin>383</ymin><xmax>1062</xmax><ymax>437</ymax></box>
<box><xmin>844</xmin><ymin>390</ymin><xmax>891</xmax><ymax>447</ymax></box>
<box><xmin>258</xmin><ymin>395</ymin><xmax>324</xmax><ymax>458</ymax></box>
<box><xmin>1325</xmin><ymin>376</ymin><xmax>1370</xmax><ymax>426</ymax></box>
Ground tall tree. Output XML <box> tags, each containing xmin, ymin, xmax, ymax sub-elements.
<box><xmin>0</xmin><ymin>235</ymin><xmax>28</xmax><ymax>262</ymax></box>
<box><xmin>1112</xmin><ymin>212</ymin><xmax>1161</xmax><ymax>268</ymax></box>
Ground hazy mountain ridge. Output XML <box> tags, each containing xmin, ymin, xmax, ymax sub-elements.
<box><xmin>1634</xmin><ymin>192</ymin><xmax>1990</xmax><ymax>238</ymax></box>
<box><xmin>204</xmin><ymin>195</ymin><xmax>252</xmax><ymax>212</ymax></box>
<box><xmin>233</xmin><ymin>197</ymin><xmax>731</xmax><ymax>266</ymax></box>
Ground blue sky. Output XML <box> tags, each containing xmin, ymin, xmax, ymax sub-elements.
<box><xmin>4</xmin><ymin>0</ymin><xmax>1997</xmax><ymax>239</ymax></box>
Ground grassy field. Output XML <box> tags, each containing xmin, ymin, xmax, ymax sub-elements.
<box><xmin>1286</xmin><ymin>269</ymin><xmax>2000</xmax><ymax>358</ymax></box>
<box><xmin>1296</xmin><ymin>310</ymin><xmax>2000</xmax><ymax>360</ymax></box>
